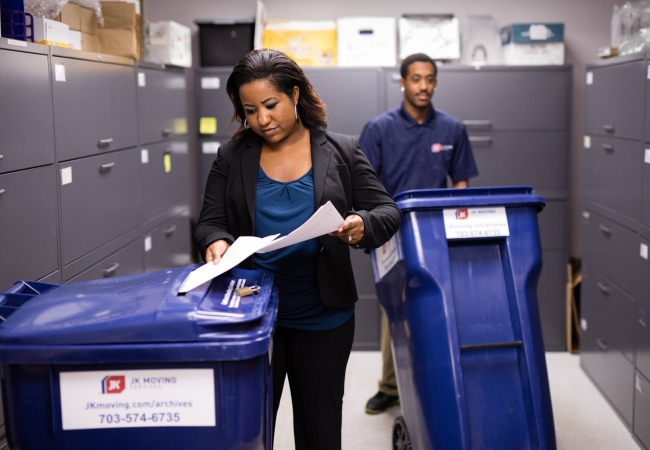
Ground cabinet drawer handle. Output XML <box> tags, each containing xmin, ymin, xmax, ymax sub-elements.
<box><xmin>463</xmin><ymin>120</ymin><xmax>492</xmax><ymax>128</ymax></box>
<box><xmin>164</xmin><ymin>225</ymin><xmax>177</xmax><ymax>235</ymax></box>
<box><xmin>640</xmin><ymin>317</ymin><xmax>647</xmax><ymax>327</ymax></box>
<box><xmin>599</xmin><ymin>225</ymin><xmax>612</xmax><ymax>235</ymax></box>
<box><xmin>99</xmin><ymin>162</ymin><xmax>115</xmax><ymax>172</ymax></box>
<box><xmin>103</xmin><ymin>263</ymin><xmax>119</xmax><ymax>277</ymax></box>
<box><xmin>162</xmin><ymin>128</ymin><xmax>173</xmax><ymax>136</ymax></box>
<box><xmin>596</xmin><ymin>338</ymin><xmax>609</xmax><ymax>351</ymax></box>
<box><xmin>602</xmin><ymin>144</ymin><xmax>614</xmax><ymax>152</ymax></box>
<box><xmin>97</xmin><ymin>138</ymin><xmax>114</xmax><ymax>147</ymax></box>
<box><xmin>603</xmin><ymin>125</ymin><xmax>615</xmax><ymax>132</ymax></box>
<box><xmin>597</xmin><ymin>282</ymin><xmax>611</xmax><ymax>293</ymax></box>
<box><xmin>469</xmin><ymin>136</ymin><xmax>492</xmax><ymax>146</ymax></box>
<box><xmin>0</xmin><ymin>189</ymin><xmax>5</xmax><ymax>196</ymax></box>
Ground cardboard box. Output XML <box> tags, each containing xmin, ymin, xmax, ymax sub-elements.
<box><xmin>82</xmin><ymin>32</ymin><xmax>100</xmax><ymax>52</ymax></box>
<box><xmin>263</xmin><ymin>21</ymin><xmax>336</xmax><ymax>67</ymax></box>
<box><xmin>101</xmin><ymin>2</ymin><xmax>137</xmax><ymax>29</ymax></box>
<box><xmin>337</xmin><ymin>17</ymin><xmax>396</xmax><ymax>67</ymax></box>
<box><xmin>399</xmin><ymin>16</ymin><xmax>460</xmax><ymax>60</ymax></box>
<box><xmin>145</xmin><ymin>21</ymin><xmax>191</xmax><ymax>67</ymax></box>
<box><xmin>33</xmin><ymin>17</ymin><xmax>70</xmax><ymax>45</ymax></box>
<box><xmin>502</xmin><ymin>42</ymin><xmax>565</xmax><ymax>65</ymax></box>
<box><xmin>80</xmin><ymin>6</ymin><xmax>98</xmax><ymax>35</ymax></box>
<box><xmin>69</xmin><ymin>30</ymin><xmax>82</xmax><ymax>50</ymax></box>
<box><xmin>500</xmin><ymin>23</ymin><xmax>564</xmax><ymax>45</ymax></box>
<box><xmin>98</xmin><ymin>27</ymin><xmax>139</xmax><ymax>58</ymax></box>
<box><xmin>57</xmin><ymin>2</ymin><xmax>81</xmax><ymax>31</ymax></box>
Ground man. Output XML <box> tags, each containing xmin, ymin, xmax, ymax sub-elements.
<box><xmin>359</xmin><ymin>53</ymin><xmax>479</xmax><ymax>414</ymax></box>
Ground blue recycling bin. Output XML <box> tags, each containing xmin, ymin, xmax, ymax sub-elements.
<box><xmin>371</xmin><ymin>186</ymin><xmax>556</xmax><ymax>450</ymax></box>
<box><xmin>0</xmin><ymin>266</ymin><xmax>277</xmax><ymax>450</ymax></box>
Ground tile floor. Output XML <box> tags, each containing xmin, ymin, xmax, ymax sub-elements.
<box><xmin>274</xmin><ymin>352</ymin><xmax>642</xmax><ymax>450</ymax></box>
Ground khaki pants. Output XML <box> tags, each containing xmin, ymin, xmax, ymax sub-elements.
<box><xmin>378</xmin><ymin>308</ymin><xmax>399</xmax><ymax>397</ymax></box>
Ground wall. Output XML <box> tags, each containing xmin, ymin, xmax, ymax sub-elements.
<box><xmin>144</xmin><ymin>0</ymin><xmax>619</xmax><ymax>257</ymax></box>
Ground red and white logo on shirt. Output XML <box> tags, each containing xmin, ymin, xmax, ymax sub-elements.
<box><xmin>432</xmin><ymin>143</ymin><xmax>453</xmax><ymax>153</ymax></box>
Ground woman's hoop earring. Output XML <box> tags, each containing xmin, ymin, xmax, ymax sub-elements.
<box><xmin>294</xmin><ymin>103</ymin><xmax>299</xmax><ymax>122</ymax></box>
<box><xmin>400</xmin><ymin>86</ymin><xmax>405</xmax><ymax>92</ymax></box>
<box><xmin>243</xmin><ymin>119</ymin><xmax>249</xmax><ymax>129</ymax></box>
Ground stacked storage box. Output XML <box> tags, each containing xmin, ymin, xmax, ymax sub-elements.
<box><xmin>582</xmin><ymin>53</ymin><xmax>650</xmax><ymax>449</ymax></box>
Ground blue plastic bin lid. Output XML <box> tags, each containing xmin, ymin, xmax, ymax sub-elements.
<box><xmin>394</xmin><ymin>186</ymin><xmax>545</xmax><ymax>212</ymax></box>
<box><xmin>0</xmin><ymin>267</ymin><xmax>278</xmax><ymax>364</ymax></box>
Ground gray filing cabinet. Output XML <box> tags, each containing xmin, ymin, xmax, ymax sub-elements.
<box><xmin>384</xmin><ymin>65</ymin><xmax>572</xmax><ymax>351</ymax></box>
<box><xmin>582</xmin><ymin>53</ymin><xmax>650</xmax><ymax>449</ymax></box>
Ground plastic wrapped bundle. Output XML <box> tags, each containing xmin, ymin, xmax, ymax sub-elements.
<box><xmin>24</xmin><ymin>0</ymin><xmax>102</xmax><ymax>25</ymax></box>
<box><xmin>612</xmin><ymin>1</ymin><xmax>650</xmax><ymax>47</ymax></box>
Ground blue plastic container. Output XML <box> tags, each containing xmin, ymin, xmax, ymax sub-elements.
<box><xmin>0</xmin><ymin>266</ymin><xmax>277</xmax><ymax>450</ymax></box>
<box><xmin>371</xmin><ymin>186</ymin><xmax>556</xmax><ymax>450</ymax></box>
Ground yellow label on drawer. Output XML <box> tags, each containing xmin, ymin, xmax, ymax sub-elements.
<box><xmin>164</xmin><ymin>153</ymin><xmax>172</xmax><ymax>173</ymax></box>
<box><xmin>200</xmin><ymin>117</ymin><xmax>217</xmax><ymax>135</ymax></box>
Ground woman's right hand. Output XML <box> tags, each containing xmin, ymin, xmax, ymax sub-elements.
<box><xmin>205</xmin><ymin>240</ymin><xmax>231</xmax><ymax>264</ymax></box>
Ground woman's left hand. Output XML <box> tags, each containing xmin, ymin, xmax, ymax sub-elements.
<box><xmin>329</xmin><ymin>214</ymin><xmax>365</xmax><ymax>245</ymax></box>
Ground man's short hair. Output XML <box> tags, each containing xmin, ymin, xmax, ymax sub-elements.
<box><xmin>400</xmin><ymin>53</ymin><xmax>438</xmax><ymax>79</ymax></box>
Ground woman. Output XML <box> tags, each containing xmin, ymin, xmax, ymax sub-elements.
<box><xmin>194</xmin><ymin>49</ymin><xmax>401</xmax><ymax>450</ymax></box>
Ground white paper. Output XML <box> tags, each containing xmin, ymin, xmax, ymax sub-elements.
<box><xmin>443</xmin><ymin>207</ymin><xmax>510</xmax><ymax>239</ymax></box>
<box><xmin>61</xmin><ymin>167</ymin><xmax>72</xmax><ymax>185</ymax></box>
<box><xmin>201</xmin><ymin>77</ymin><xmax>220</xmax><ymax>89</ymax></box>
<box><xmin>144</xmin><ymin>236</ymin><xmax>152</xmax><ymax>252</ymax></box>
<box><xmin>141</xmin><ymin>149</ymin><xmax>149</xmax><ymax>164</ymax></box>
<box><xmin>641</xmin><ymin>243</ymin><xmax>648</xmax><ymax>260</ymax></box>
<box><xmin>55</xmin><ymin>63</ymin><xmax>66</xmax><ymax>82</ymax></box>
<box><xmin>257</xmin><ymin>201</ymin><xmax>345</xmax><ymax>253</ymax></box>
<box><xmin>59</xmin><ymin>369</ymin><xmax>215</xmax><ymax>430</ymax></box>
<box><xmin>586</xmin><ymin>71</ymin><xmax>593</xmax><ymax>85</ymax></box>
<box><xmin>584</xmin><ymin>136</ymin><xmax>591</xmax><ymax>149</ymax></box>
<box><xmin>645</xmin><ymin>149</ymin><xmax>650</xmax><ymax>164</ymax></box>
<box><xmin>179</xmin><ymin>201</ymin><xmax>345</xmax><ymax>293</ymax></box>
<box><xmin>138</xmin><ymin>72</ymin><xmax>146</xmax><ymax>87</ymax></box>
<box><xmin>202</xmin><ymin>142</ymin><xmax>221</xmax><ymax>154</ymax></box>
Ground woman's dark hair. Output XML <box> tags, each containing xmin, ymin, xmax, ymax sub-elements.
<box><xmin>226</xmin><ymin>49</ymin><xmax>327</xmax><ymax>140</ymax></box>
<box><xmin>400</xmin><ymin>53</ymin><xmax>438</xmax><ymax>79</ymax></box>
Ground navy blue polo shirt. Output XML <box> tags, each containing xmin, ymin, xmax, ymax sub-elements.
<box><xmin>359</xmin><ymin>104</ymin><xmax>478</xmax><ymax>197</ymax></box>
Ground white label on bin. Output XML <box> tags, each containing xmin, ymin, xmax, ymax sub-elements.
<box><xmin>581</xmin><ymin>318</ymin><xmax>587</xmax><ymax>331</ymax></box>
<box><xmin>59</xmin><ymin>369</ymin><xmax>215</xmax><ymax>430</ymax></box>
<box><xmin>641</xmin><ymin>243</ymin><xmax>649</xmax><ymax>260</ymax></box>
<box><xmin>144</xmin><ymin>236</ymin><xmax>152</xmax><ymax>252</ymax></box>
<box><xmin>201</xmin><ymin>77</ymin><xmax>220</xmax><ymax>89</ymax></box>
<box><xmin>443</xmin><ymin>207</ymin><xmax>510</xmax><ymax>239</ymax></box>
<box><xmin>138</xmin><ymin>72</ymin><xmax>146</xmax><ymax>87</ymax></box>
<box><xmin>637</xmin><ymin>374</ymin><xmax>644</xmax><ymax>393</ymax></box>
<box><xmin>645</xmin><ymin>149</ymin><xmax>650</xmax><ymax>164</ymax></box>
<box><xmin>647</xmin><ymin>65</ymin><xmax>650</xmax><ymax>80</ymax></box>
<box><xmin>202</xmin><ymin>142</ymin><xmax>221</xmax><ymax>154</ymax></box>
<box><xmin>586</xmin><ymin>71</ymin><xmax>593</xmax><ymax>85</ymax></box>
<box><xmin>60</xmin><ymin>167</ymin><xmax>72</xmax><ymax>185</ymax></box>
<box><xmin>374</xmin><ymin>234</ymin><xmax>401</xmax><ymax>280</ymax></box>
<box><xmin>55</xmin><ymin>63</ymin><xmax>66</xmax><ymax>82</ymax></box>
<box><xmin>584</xmin><ymin>135</ymin><xmax>591</xmax><ymax>149</ymax></box>
<box><xmin>141</xmin><ymin>149</ymin><xmax>149</xmax><ymax>164</ymax></box>
<box><xmin>7</xmin><ymin>39</ymin><xmax>27</xmax><ymax>47</ymax></box>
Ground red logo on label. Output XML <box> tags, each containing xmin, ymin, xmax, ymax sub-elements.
<box><xmin>102</xmin><ymin>375</ymin><xmax>126</xmax><ymax>394</ymax></box>
<box><xmin>432</xmin><ymin>143</ymin><xmax>441</xmax><ymax>153</ymax></box>
<box><xmin>456</xmin><ymin>209</ymin><xmax>469</xmax><ymax>220</ymax></box>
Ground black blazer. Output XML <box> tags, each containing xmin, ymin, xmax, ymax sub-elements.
<box><xmin>194</xmin><ymin>128</ymin><xmax>402</xmax><ymax>309</ymax></box>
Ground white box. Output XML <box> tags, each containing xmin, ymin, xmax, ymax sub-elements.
<box><xmin>502</xmin><ymin>42</ymin><xmax>565</xmax><ymax>65</ymax></box>
<box><xmin>68</xmin><ymin>30</ymin><xmax>82</xmax><ymax>50</ymax></box>
<box><xmin>33</xmin><ymin>17</ymin><xmax>70</xmax><ymax>45</ymax></box>
<box><xmin>337</xmin><ymin>17</ymin><xmax>396</xmax><ymax>67</ymax></box>
<box><xmin>145</xmin><ymin>21</ymin><xmax>192</xmax><ymax>68</ymax></box>
<box><xmin>399</xmin><ymin>16</ymin><xmax>460</xmax><ymax>60</ymax></box>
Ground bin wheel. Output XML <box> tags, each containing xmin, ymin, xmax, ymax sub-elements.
<box><xmin>392</xmin><ymin>416</ymin><xmax>412</xmax><ymax>450</ymax></box>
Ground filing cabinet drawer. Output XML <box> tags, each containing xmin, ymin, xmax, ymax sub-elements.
<box><xmin>141</xmin><ymin>141</ymin><xmax>189</xmax><ymax>222</ymax></box>
<box><xmin>0</xmin><ymin>166</ymin><xmax>58</xmax><ymax>291</ymax></box>
<box><xmin>582</xmin><ymin>264</ymin><xmax>635</xmax><ymax>362</ymax></box>
<box><xmin>0</xmin><ymin>48</ymin><xmax>55</xmax><ymax>174</ymax></box>
<box><xmin>586</xmin><ymin>59</ymin><xmax>646</xmax><ymax>140</ymax></box>
<box><xmin>537</xmin><ymin>200</ymin><xmax>568</xmax><ymax>251</ymax></box>
<box><xmin>468</xmin><ymin>131</ymin><xmax>569</xmax><ymax>198</ymax></box>
<box><xmin>143</xmin><ymin>214</ymin><xmax>191</xmax><ymax>272</ymax></box>
<box><xmin>52</xmin><ymin>57</ymin><xmax>138</xmax><ymax>161</ymax></box>
<box><xmin>584</xmin><ymin>136</ymin><xmax>643</xmax><ymax>221</ymax></box>
<box><xmin>634</xmin><ymin>371</ymin><xmax>650</xmax><ymax>449</ymax></box>
<box><xmin>582</xmin><ymin>210</ymin><xmax>646</xmax><ymax>299</ymax></box>
<box><xmin>138</xmin><ymin>67</ymin><xmax>187</xmax><ymax>145</ymax></box>
<box><xmin>68</xmin><ymin>238</ymin><xmax>143</xmax><ymax>283</ymax></box>
<box><xmin>60</xmin><ymin>149</ymin><xmax>141</xmax><ymax>264</ymax></box>
<box><xmin>196</xmin><ymin>68</ymin><xmax>237</xmax><ymax>138</ymax></box>
<box><xmin>637</xmin><ymin>304</ymin><xmax>650</xmax><ymax>380</ymax></box>
<box><xmin>581</xmin><ymin>322</ymin><xmax>634</xmax><ymax>426</ymax></box>
<box><xmin>305</xmin><ymin>68</ymin><xmax>381</xmax><ymax>137</ymax></box>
